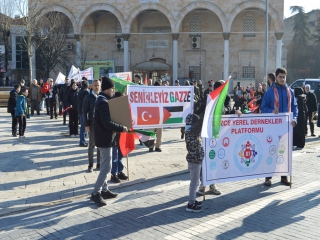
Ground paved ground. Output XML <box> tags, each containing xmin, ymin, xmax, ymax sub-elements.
<box><xmin>1</xmin><ymin>108</ymin><xmax>320</xmax><ymax>239</ymax></box>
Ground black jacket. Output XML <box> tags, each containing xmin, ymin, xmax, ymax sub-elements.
<box><xmin>77</xmin><ymin>88</ymin><xmax>89</xmax><ymax>114</ymax></box>
<box><xmin>7</xmin><ymin>89</ymin><xmax>19</xmax><ymax>113</ymax></box>
<box><xmin>59</xmin><ymin>84</ymin><xmax>69</xmax><ymax>104</ymax></box>
<box><xmin>66</xmin><ymin>87</ymin><xmax>79</xmax><ymax>110</ymax></box>
<box><xmin>306</xmin><ymin>92</ymin><xmax>317</xmax><ymax>113</ymax></box>
<box><xmin>82</xmin><ymin>90</ymin><xmax>97</xmax><ymax>127</ymax></box>
<box><xmin>94</xmin><ymin>92</ymin><xmax>124</xmax><ymax>148</ymax></box>
<box><xmin>46</xmin><ymin>85</ymin><xmax>59</xmax><ymax>103</ymax></box>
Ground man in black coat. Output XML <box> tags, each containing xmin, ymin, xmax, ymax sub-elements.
<box><xmin>305</xmin><ymin>84</ymin><xmax>317</xmax><ymax>136</ymax></box>
<box><xmin>90</xmin><ymin>77</ymin><xmax>128</xmax><ymax>207</ymax></box>
<box><xmin>78</xmin><ymin>80</ymin><xmax>89</xmax><ymax>147</ymax></box>
<box><xmin>46</xmin><ymin>78</ymin><xmax>59</xmax><ymax>119</ymax></box>
<box><xmin>83</xmin><ymin>80</ymin><xmax>101</xmax><ymax>172</ymax></box>
<box><xmin>7</xmin><ymin>84</ymin><xmax>21</xmax><ymax>136</ymax></box>
<box><xmin>59</xmin><ymin>77</ymin><xmax>70</xmax><ymax>125</ymax></box>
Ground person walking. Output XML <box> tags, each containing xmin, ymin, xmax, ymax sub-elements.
<box><xmin>59</xmin><ymin>77</ymin><xmax>70</xmax><ymax>125</ymax></box>
<box><xmin>261</xmin><ymin>68</ymin><xmax>298</xmax><ymax>187</ymax></box>
<box><xmin>15</xmin><ymin>88</ymin><xmax>29</xmax><ymax>141</ymax></box>
<box><xmin>39</xmin><ymin>79</ymin><xmax>45</xmax><ymax>111</ymax></box>
<box><xmin>7</xmin><ymin>84</ymin><xmax>21</xmax><ymax>137</ymax></box>
<box><xmin>293</xmin><ymin>87</ymin><xmax>307</xmax><ymax>150</ymax></box>
<box><xmin>28</xmin><ymin>79</ymin><xmax>41</xmax><ymax>116</ymax></box>
<box><xmin>46</xmin><ymin>78</ymin><xmax>59</xmax><ymax>119</ymax></box>
<box><xmin>83</xmin><ymin>79</ymin><xmax>101</xmax><ymax>172</ymax></box>
<box><xmin>90</xmin><ymin>77</ymin><xmax>128</xmax><ymax>207</ymax></box>
<box><xmin>305</xmin><ymin>84</ymin><xmax>317</xmax><ymax>137</ymax></box>
<box><xmin>66</xmin><ymin>81</ymin><xmax>79</xmax><ymax>137</ymax></box>
<box><xmin>78</xmin><ymin>80</ymin><xmax>89</xmax><ymax>147</ymax></box>
<box><xmin>197</xmin><ymin>80</ymin><xmax>204</xmax><ymax>100</ymax></box>
<box><xmin>314</xmin><ymin>84</ymin><xmax>320</xmax><ymax>132</ymax></box>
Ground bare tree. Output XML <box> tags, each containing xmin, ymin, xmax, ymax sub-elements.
<box><xmin>13</xmin><ymin>0</ymin><xmax>60</xmax><ymax>83</ymax></box>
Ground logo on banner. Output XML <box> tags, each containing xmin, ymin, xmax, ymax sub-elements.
<box><xmin>222</xmin><ymin>137</ymin><xmax>230</xmax><ymax>147</ymax></box>
<box><xmin>209</xmin><ymin>150</ymin><xmax>216</xmax><ymax>160</ymax></box>
<box><xmin>266</xmin><ymin>156</ymin><xmax>273</xmax><ymax>165</ymax></box>
<box><xmin>137</xmin><ymin>107</ymin><xmax>160</xmax><ymax>125</ymax></box>
<box><xmin>222</xmin><ymin>160</ymin><xmax>229</xmax><ymax>169</ymax></box>
<box><xmin>209</xmin><ymin>138</ymin><xmax>217</xmax><ymax>148</ymax></box>
<box><xmin>266</xmin><ymin>135</ymin><xmax>273</xmax><ymax>143</ymax></box>
<box><xmin>269</xmin><ymin>145</ymin><xmax>276</xmax><ymax>155</ymax></box>
<box><xmin>163</xmin><ymin>106</ymin><xmax>184</xmax><ymax>124</ymax></box>
<box><xmin>218</xmin><ymin>148</ymin><xmax>225</xmax><ymax>159</ymax></box>
<box><xmin>210</xmin><ymin>161</ymin><xmax>216</xmax><ymax>171</ymax></box>
<box><xmin>233</xmin><ymin>135</ymin><xmax>262</xmax><ymax>173</ymax></box>
<box><xmin>278</xmin><ymin>145</ymin><xmax>285</xmax><ymax>154</ymax></box>
<box><xmin>277</xmin><ymin>155</ymin><xmax>284</xmax><ymax>164</ymax></box>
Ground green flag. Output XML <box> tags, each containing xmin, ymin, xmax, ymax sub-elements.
<box><xmin>110</xmin><ymin>76</ymin><xmax>137</xmax><ymax>93</ymax></box>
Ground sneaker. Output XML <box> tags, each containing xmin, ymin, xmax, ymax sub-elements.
<box><xmin>264</xmin><ymin>179</ymin><xmax>272</xmax><ymax>186</ymax></box>
<box><xmin>281</xmin><ymin>177</ymin><xmax>291</xmax><ymax>186</ymax></box>
<box><xmin>90</xmin><ymin>193</ymin><xmax>107</xmax><ymax>207</ymax></box>
<box><xmin>111</xmin><ymin>175</ymin><xmax>121</xmax><ymax>183</ymax></box>
<box><xmin>117</xmin><ymin>172</ymin><xmax>128</xmax><ymax>180</ymax></box>
<box><xmin>79</xmin><ymin>143</ymin><xmax>88</xmax><ymax>147</ymax></box>
<box><xmin>155</xmin><ymin>148</ymin><xmax>162</xmax><ymax>152</ymax></box>
<box><xmin>96</xmin><ymin>164</ymin><xmax>100</xmax><ymax>170</ymax></box>
<box><xmin>195</xmin><ymin>200</ymin><xmax>203</xmax><ymax>207</ymax></box>
<box><xmin>101</xmin><ymin>189</ymin><xmax>118</xmax><ymax>199</ymax></box>
<box><xmin>186</xmin><ymin>203</ymin><xmax>202</xmax><ymax>213</ymax></box>
<box><xmin>88</xmin><ymin>165</ymin><xmax>93</xmax><ymax>173</ymax></box>
<box><xmin>209</xmin><ymin>185</ymin><xmax>221</xmax><ymax>195</ymax></box>
<box><xmin>197</xmin><ymin>188</ymin><xmax>205</xmax><ymax>195</ymax></box>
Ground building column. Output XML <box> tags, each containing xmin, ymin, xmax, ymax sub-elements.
<box><xmin>223</xmin><ymin>32</ymin><xmax>231</xmax><ymax>81</ymax></box>
<box><xmin>172</xmin><ymin>33</ymin><xmax>179</xmax><ymax>82</ymax></box>
<box><xmin>11</xmin><ymin>34</ymin><xmax>16</xmax><ymax>70</ymax></box>
<box><xmin>123</xmin><ymin>34</ymin><xmax>131</xmax><ymax>72</ymax></box>
<box><xmin>275</xmin><ymin>32</ymin><xmax>284</xmax><ymax>69</ymax></box>
<box><xmin>74</xmin><ymin>34</ymin><xmax>82</xmax><ymax>68</ymax></box>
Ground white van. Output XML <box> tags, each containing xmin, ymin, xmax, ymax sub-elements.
<box><xmin>289</xmin><ymin>79</ymin><xmax>320</xmax><ymax>93</ymax></box>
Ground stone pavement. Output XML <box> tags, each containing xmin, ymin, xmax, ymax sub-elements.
<box><xmin>0</xmin><ymin>108</ymin><xmax>188</xmax><ymax>216</ymax></box>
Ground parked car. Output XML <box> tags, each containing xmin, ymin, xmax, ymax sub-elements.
<box><xmin>289</xmin><ymin>79</ymin><xmax>320</xmax><ymax>93</ymax></box>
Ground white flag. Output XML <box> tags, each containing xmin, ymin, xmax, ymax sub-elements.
<box><xmin>55</xmin><ymin>72</ymin><xmax>66</xmax><ymax>85</ymax></box>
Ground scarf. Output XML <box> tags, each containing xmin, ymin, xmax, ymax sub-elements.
<box><xmin>273</xmin><ymin>85</ymin><xmax>291</xmax><ymax>112</ymax></box>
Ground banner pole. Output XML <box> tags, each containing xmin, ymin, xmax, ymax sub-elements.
<box><xmin>126</xmin><ymin>154</ymin><xmax>130</xmax><ymax>181</ymax></box>
<box><xmin>202</xmin><ymin>186</ymin><xmax>206</xmax><ymax>201</ymax></box>
<box><xmin>290</xmin><ymin>175</ymin><xmax>292</xmax><ymax>188</ymax></box>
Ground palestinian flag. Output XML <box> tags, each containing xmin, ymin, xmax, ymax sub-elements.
<box><xmin>134</xmin><ymin>129</ymin><xmax>156</xmax><ymax>148</ymax></box>
<box><xmin>201</xmin><ymin>78</ymin><xmax>230</xmax><ymax>138</ymax></box>
<box><xmin>163</xmin><ymin>106</ymin><xmax>184</xmax><ymax>124</ymax></box>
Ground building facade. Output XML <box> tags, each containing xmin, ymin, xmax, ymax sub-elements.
<box><xmin>21</xmin><ymin>0</ymin><xmax>284</xmax><ymax>86</ymax></box>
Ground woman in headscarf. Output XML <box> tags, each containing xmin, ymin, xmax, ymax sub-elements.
<box><xmin>293</xmin><ymin>87</ymin><xmax>307</xmax><ymax>150</ymax></box>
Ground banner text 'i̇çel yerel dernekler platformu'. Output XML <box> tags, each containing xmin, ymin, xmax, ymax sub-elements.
<box><xmin>127</xmin><ymin>85</ymin><xmax>194</xmax><ymax>129</ymax></box>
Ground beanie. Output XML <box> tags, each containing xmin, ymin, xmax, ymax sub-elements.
<box><xmin>82</xmin><ymin>80</ymin><xmax>88</xmax><ymax>89</ymax></box>
<box><xmin>213</xmin><ymin>81</ymin><xmax>222</xmax><ymax>90</ymax></box>
<box><xmin>70</xmin><ymin>79</ymin><xmax>75</xmax><ymax>85</ymax></box>
<box><xmin>101</xmin><ymin>77</ymin><xmax>114</xmax><ymax>91</ymax></box>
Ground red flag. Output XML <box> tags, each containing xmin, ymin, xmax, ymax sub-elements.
<box><xmin>119</xmin><ymin>132</ymin><xmax>136</xmax><ymax>156</ymax></box>
<box><xmin>248</xmin><ymin>97</ymin><xmax>259</xmax><ymax>113</ymax></box>
<box><xmin>250</xmin><ymin>89</ymin><xmax>255</xmax><ymax>98</ymax></box>
<box><xmin>59</xmin><ymin>106</ymin><xmax>71</xmax><ymax>116</ymax></box>
<box><xmin>144</xmin><ymin>74</ymin><xmax>148</xmax><ymax>85</ymax></box>
<box><xmin>137</xmin><ymin>107</ymin><xmax>160</xmax><ymax>125</ymax></box>
<box><xmin>41</xmin><ymin>82</ymin><xmax>50</xmax><ymax>94</ymax></box>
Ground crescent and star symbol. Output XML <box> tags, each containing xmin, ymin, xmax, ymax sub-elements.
<box><xmin>141</xmin><ymin>111</ymin><xmax>152</xmax><ymax>122</ymax></box>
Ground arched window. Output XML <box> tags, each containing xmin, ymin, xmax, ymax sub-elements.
<box><xmin>243</xmin><ymin>15</ymin><xmax>255</xmax><ymax>37</ymax></box>
<box><xmin>190</xmin><ymin>14</ymin><xmax>202</xmax><ymax>34</ymax></box>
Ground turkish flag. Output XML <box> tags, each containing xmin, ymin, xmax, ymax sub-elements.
<box><xmin>137</xmin><ymin>107</ymin><xmax>160</xmax><ymax>125</ymax></box>
<box><xmin>41</xmin><ymin>82</ymin><xmax>50</xmax><ymax>94</ymax></box>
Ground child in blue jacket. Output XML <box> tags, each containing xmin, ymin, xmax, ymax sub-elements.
<box><xmin>15</xmin><ymin>88</ymin><xmax>29</xmax><ymax>141</ymax></box>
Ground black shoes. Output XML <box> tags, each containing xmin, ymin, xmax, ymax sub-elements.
<box><xmin>264</xmin><ymin>179</ymin><xmax>271</xmax><ymax>186</ymax></box>
<box><xmin>155</xmin><ymin>148</ymin><xmax>162</xmax><ymax>152</ymax></box>
<box><xmin>96</xmin><ymin>164</ymin><xmax>100</xmax><ymax>170</ymax></box>
<box><xmin>88</xmin><ymin>164</ymin><xmax>93</xmax><ymax>172</ymax></box>
<box><xmin>149</xmin><ymin>148</ymin><xmax>154</xmax><ymax>152</ymax></box>
<box><xmin>79</xmin><ymin>143</ymin><xmax>88</xmax><ymax>147</ymax></box>
<box><xmin>311</xmin><ymin>133</ymin><xmax>316</xmax><ymax>137</ymax></box>
<box><xmin>111</xmin><ymin>174</ymin><xmax>121</xmax><ymax>183</ymax></box>
<box><xmin>63</xmin><ymin>121</ymin><xmax>66</xmax><ymax>125</ymax></box>
<box><xmin>181</xmin><ymin>132</ymin><xmax>185</xmax><ymax>139</ymax></box>
<box><xmin>90</xmin><ymin>193</ymin><xmax>107</xmax><ymax>207</ymax></box>
<box><xmin>118</xmin><ymin>172</ymin><xmax>128</xmax><ymax>180</ymax></box>
<box><xmin>281</xmin><ymin>177</ymin><xmax>291</xmax><ymax>186</ymax></box>
<box><xmin>101</xmin><ymin>189</ymin><xmax>118</xmax><ymax>199</ymax></box>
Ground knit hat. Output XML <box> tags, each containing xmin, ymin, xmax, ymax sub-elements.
<box><xmin>70</xmin><ymin>79</ymin><xmax>75</xmax><ymax>85</ymax></box>
<box><xmin>213</xmin><ymin>81</ymin><xmax>222</xmax><ymax>90</ymax></box>
<box><xmin>101</xmin><ymin>77</ymin><xmax>114</xmax><ymax>91</ymax></box>
<box><xmin>82</xmin><ymin>80</ymin><xmax>88</xmax><ymax>89</ymax></box>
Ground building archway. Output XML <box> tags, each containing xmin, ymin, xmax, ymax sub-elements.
<box><xmin>175</xmin><ymin>1</ymin><xmax>226</xmax><ymax>33</ymax></box>
<box><xmin>226</xmin><ymin>0</ymin><xmax>283</xmax><ymax>33</ymax></box>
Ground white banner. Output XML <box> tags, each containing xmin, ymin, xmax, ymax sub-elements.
<box><xmin>202</xmin><ymin>113</ymin><xmax>293</xmax><ymax>185</ymax></box>
<box><xmin>109</xmin><ymin>72</ymin><xmax>132</xmax><ymax>82</ymax></box>
<box><xmin>55</xmin><ymin>72</ymin><xmax>66</xmax><ymax>85</ymax></box>
<box><xmin>68</xmin><ymin>65</ymin><xmax>80</xmax><ymax>82</ymax></box>
<box><xmin>79</xmin><ymin>67</ymin><xmax>94</xmax><ymax>80</ymax></box>
<box><xmin>127</xmin><ymin>85</ymin><xmax>194</xmax><ymax>129</ymax></box>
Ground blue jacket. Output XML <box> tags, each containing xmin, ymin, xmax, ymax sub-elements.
<box><xmin>261</xmin><ymin>84</ymin><xmax>298</xmax><ymax>121</ymax></box>
<box><xmin>15</xmin><ymin>94</ymin><xmax>27</xmax><ymax>117</ymax></box>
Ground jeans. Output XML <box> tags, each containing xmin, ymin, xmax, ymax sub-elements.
<box><xmin>88</xmin><ymin>125</ymin><xmax>100</xmax><ymax>166</ymax></box>
<box><xmin>39</xmin><ymin>98</ymin><xmax>45</xmax><ymax>111</ymax></box>
<box><xmin>188</xmin><ymin>162</ymin><xmax>201</xmax><ymax>205</ymax></box>
<box><xmin>79</xmin><ymin>114</ymin><xmax>87</xmax><ymax>144</ymax></box>
<box><xmin>93</xmin><ymin>147</ymin><xmax>112</xmax><ymax>195</ymax></box>
<box><xmin>17</xmin><ymin>116</ymin><xmax>26</xmax><ymax>136</ymax></box>
<box><xmin>111</xmin><ymin>146</ymin><xmax>124</xmax><ymax>176</ymax></box>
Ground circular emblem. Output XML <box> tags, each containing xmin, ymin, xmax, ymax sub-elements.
<box><xmin>209</xmin><ymin>138</ymin><xmax>217</xmax><ymax>148</ymax></box>
<box><xmin>210</xmin><ymin>161</ymin><xmax>216</xmax><ymax>171</ymax></box>
<box><xmin>266</xmin><ymin>156</ymin><xmax>273</xmax><ymax>166</ymax></box>
<box><xmin>269</xmin><ymin>145</ymin><xmax>276</xmax><ymax>155</ymax></box>
<box><xmin>277</xmin><ymin>155</ymin><xmax>284</xmax><ymax>164</ymax></box>
<box><xmin>233</xmin><ymin>134</ymin><xmax>262</xmax><ymax>173</ymax></box>
<box><xmin>266</xmin><ymin>135</ymin><xmax>273</xmax><ymax>144</ymax></box>
<box><xmin>222</xmin><ymin>160</ymin><xmax>229</xmax><ymax>169</ymax></box>
<box><xmin>222</xmin><ymin>137</ymin><xmax>230</xmax><ymax>147</ymax></box>
<box><xmin>278</xmin><ymin>145</ymin><xmax>285</xmax><ymax>154</ymax></box>
<box><xmin>218</xmin><ymin>148</ymin><xmax>225</xmax><ymax>159</ymax></box>
<box><xmin>209</xmin><ymin>150</ymin><xmax>216</xmax><ymax>160</ymax></box>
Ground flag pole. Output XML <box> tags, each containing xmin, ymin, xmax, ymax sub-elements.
<box><xmin>126</xmin><ymin>154</ymin><xmax>130</xmax><ymax>181</ymax></box>
<box><xmin>290</xmin><ymin>175</ymin><xmax>292</xmax><ymax>188</ymax></box>
<box><xmin>202</xmin><ymin>186</ymin><xmax>206</xmax><ymax>201</ymax></box>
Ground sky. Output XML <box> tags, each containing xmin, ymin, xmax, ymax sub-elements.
<box><xmin>284</xmin><ymin>0</ymin><xmax>320</xmax><ymax>18</ymax></box>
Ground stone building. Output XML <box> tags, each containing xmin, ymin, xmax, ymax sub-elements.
<box><xmin>16</xmin><ymin>0</ymin><xmax>284</xmax><ymax>87</ymax></box>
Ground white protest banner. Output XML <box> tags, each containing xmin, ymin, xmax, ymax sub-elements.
<box><xmin>202</xmin><ymin>113</ymin><xmax>293</xmax><ymax>185</ymax></box>
<box><xmin>109</xmin><ymin>72</ymin><xmax>132</xmax><ymax>82</ymax></box>
<box><xmin>55</xmin><ymin>72</ymin><xmax>66</xmax><ymax>85</ymax></box>
<box><xmin>79</xmin><ymin>67</ymin><xmax>94</xmax><ymax>80</ymax></box>
<box><xmin>127</xmin><ymin>85</ymin><xmax>194</xmax><ymax>129</ymax></box>
<box><xmin>68</xmin><ymin>65</ymin><xmax>80</xmax><ymax>82</ymax></box>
